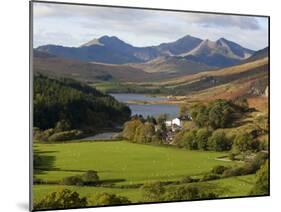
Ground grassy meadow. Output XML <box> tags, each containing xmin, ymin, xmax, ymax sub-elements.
<box><xmin>33</xmin><ymin>141</ymin><xmax>256</xmax><ymax>203</ymax></box>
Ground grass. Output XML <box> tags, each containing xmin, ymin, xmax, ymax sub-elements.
<box><xmin>33</xmin><ymin>174</ymin><xmax>255</xmax><ymax>203</ymax></box>
<box><xmin>33</xmin><ymin>140</ymin><xmax>256</xmax><ymax>203</ymax></box>
<box><xmin>137</xmin><ymin>57</ymin><xmax>268</xmax><ymax>87</ymax></box>
<box><xmin>34</xmin><ymin>141</ymin><xmax>235</xmax><ymax>184</ymax></box>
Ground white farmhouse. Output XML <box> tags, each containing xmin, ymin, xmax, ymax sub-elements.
<box><xmin>172</xmin><ymin>118</ymin><xmax>182</xmax><ymax>127</ymax></box>
<box><xmin>165</xmin><ymin>117</ymin><xmax>182</xmax><ymax>128</ymax></box>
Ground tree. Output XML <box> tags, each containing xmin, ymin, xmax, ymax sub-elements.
<box><xmin>33</xmin><ymin>75</ymin><xmax>131</xmax><ymax>132</ymax></box>
<box><xmin>146</xmin><ymin>116</ymin><xmax>157</xmax><ymax>125</ymax></box>
<box><xmin>183</xmin><ymin>130</ymin><xmax>198</xmax><ymax>150</ymax></box>
<box><xmin>174</xmin><ymin>129</ymin><xmax>200</xmax><ymax>149</ymax></box>
<box><xmin>88</xmin><ymin>193</ymin><xmax>131</xmax><ymax>206</ymax></box>
<box><xmin>207</xmin><ymin>130</ymin><xmax>231</xmax><ymax>151</ymax></box>
<box><xmin>208</xmin><ymin>100</ymin><xmax>234</xmax><ymax>129</ymax></box>
<box><xmin>157</xmin><ymin>114</ymin><xmax>168</xmax><ymax>125</ymax></box>
<box><xmin>196</xmin><ymin>128</ymin><xmax>211</xmax><ymax>150</ymax></box>
<box><xmin>122</xmin><ymin>119</ymin><xmax>143</xmax><ymax>141</ymax></box>
<box><xmin>250</xmin><ymin>161</ymin><xmax>269</xmax><ymax>195</ymax></box>
<box><xmin>141</xmin><ymin>182</ymin><xmax>165</xmax><ymax>201</ymax></box>
<box><xmin>189</xmin><ymin>99</ymin><xmax>239</xmax><ymax>129</ymax></box>
<box><xmin>179</xmin><ymin>105</ymin><xmax>189</xmax><ymax>117</ymax></box>
<box><xmin>189</xmin><ymin>103</ymin><xmax>208</xmax><ymax>127</ymax></box>
<box><xmin>33</xmin><ymin>189</ymin><xmax>87</xmax><ymax>210</ymax></box>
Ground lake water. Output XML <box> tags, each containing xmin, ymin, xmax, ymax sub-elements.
<box><xmin>111</xmin><ymin>93</ymin><xmax>179</xmax><ymax>118</ymax></box>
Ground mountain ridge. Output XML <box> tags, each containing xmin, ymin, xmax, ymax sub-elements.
<box><xmin>36</xmin><ymin>34</ymin><xmax>257</xmax><ymax>68</ymax></box>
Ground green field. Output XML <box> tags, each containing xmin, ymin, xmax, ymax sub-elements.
<box><xmin>33</xmin><ymin>141</ymin><xmax>255</xmax><ymax>203</ymax></box>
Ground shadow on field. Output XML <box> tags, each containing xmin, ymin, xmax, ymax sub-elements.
<box><xmin>98</xmin><ymin>178</ymin><xmax>126</xmax><ymax>185</ymax></box>
<box><xmin>33</xmin><ymin>149</ymin><xmax>57</xmax><ymax>175</ymax></box>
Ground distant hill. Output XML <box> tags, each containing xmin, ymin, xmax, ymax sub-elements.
<box><xmin>36</xmin><ymin>35</ymin><xmax>255</xmax><ymax>68</ymax></box>
<box><xmin>136</xmin><ymin>57</ymin><xmax>269</xmax><ymax>98</ymax></box>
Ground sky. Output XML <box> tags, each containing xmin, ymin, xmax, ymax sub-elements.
<box><xmin>33</xmin><ymin>2</ymin><xmax>269</xmax><ymax>50</ymax></box>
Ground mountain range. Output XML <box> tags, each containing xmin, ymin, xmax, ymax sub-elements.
<box><xmin>36</xmin><ymin>35</ymin><xmax>255</xmax><ymax>68</ymax></box>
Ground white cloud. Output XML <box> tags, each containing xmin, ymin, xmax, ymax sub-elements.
<box><xmin>33</xmin><ymin>2</ymin><xmax>268</xmax><ymax>50</ymax></box>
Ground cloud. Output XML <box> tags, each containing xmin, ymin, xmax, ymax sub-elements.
<box><xmin>175</xmin><ymin>13</ymin><xmax>261</xmax><ymax>30</ymax></box>
<box><xmin>33</xmin><ymin>2</ymin><xmax>268</xmax><ymax>50</ymax></box>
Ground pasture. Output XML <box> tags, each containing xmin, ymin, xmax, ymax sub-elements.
<box><xmin>33</xmin><ymin>141</ymin><xmax>254</xmax><ymax>202</ymax></box>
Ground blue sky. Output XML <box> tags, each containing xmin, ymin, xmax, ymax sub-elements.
<box><xmin>33</xmin><ymin>2</ymin><xmax>268</xmax><ymax>50</ymax></box>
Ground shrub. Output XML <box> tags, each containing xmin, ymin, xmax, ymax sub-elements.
<box><xmin>48</xmin><ymin>130</ymin><xmax>83</xmax><ymax>141</ymax></box>
<box><xmin>222</xmin><ymin>167</ymin><xmax>245</xmax><ymax>178</ymax></box>
<box><xmin>33</xmin><ymin>189</ymin><xmax>87</xmax><ymax>210</ymax></box>
<box><xmin>222</xmin><ymin>152</ymin><xmax>268</xmax><ymax>178</ymax></box>
<box><xmin>88</xmin><ymin>192</ymin><xmax>131</xmax><ymax>206</ymax></box>
<box><xmin>61</xmin><ymin>170</ymin><xmax>100</xmax><ymax>186</ymax></box>
<box><xmin>141</xmin><ymin>182</ymin><xmax>165</xmax><ymax>201</ymax></box>
<box><xmin>242</xmin><ymin>152</ymin><xmax>268</xmax><ymax>175</ymax></box>
<box><xmin>165</xmin><ymin>185</ymin><xmax>218</xmax><ymax>201</ymax></box>
<box><xmin>182</xmin><ymin>130</ymin><xmax>198</xmax><ymax>150</ymax></box>
<box><xmin>180</xmin><ymin>176</ymin><xmax>197</xmax><ymax>184</ymax></box>
<box><xmin>61</xmin><ymin>176</ymin><xmax>84</xmax><ymax>186</ymax></box>
<box><xmin>250</xmin><ymin>160</ymin><xmax>269</xmax><ymax>195</ymax></box>
<box><xmin>229</xmin><ymin>153</ymin><xmax>236</xmax><ymax>160</ymax></box>
<box><xmin>196</xmin><ymin>128</ymin><xmax>212</xmax><ymax>150</ymax></box>
<box><xmin>55</xmin><ymin>120</ymin><xmax>71</xmax><ymax>132</ymax></box>
<box><xmin>165</xmin><ymin>185</ymin><xmax>200</xmax><ymax>201</ymax></box>
<box><xmin>233</xmin><ymin>98</ymin><xmax>249</xmax><ymax>112</ymax></box>
<box><xmin>200</xmin><ymin>173</ymin><xmax>220</xmax><ymax>182</ymax></box>
<box><xmin>211</xmin><ymin>165</ymin><xmax>228</xmax><ymax>175</ymax></box>
<box><xmin>81</xmin><ymin>170</ymin><xmax>99</xmax><ymax>185</ymax></box>
<box><xmin>233</xmin><ymin>133</ymin><xmax>259</xmax><ymax>153</ymax></box>
<box><xmin>34</xmin><ymin>128</ymin><xmax>55</xmax><ymax>141</ymax></box>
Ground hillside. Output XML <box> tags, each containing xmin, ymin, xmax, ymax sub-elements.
<box><xmin>129</xmin><ymin>56</ymin><xmax>214</xmax><ymax>74</ymax></box>
<box><xmin>134</xmin><ymin>57</ymin><xmax>269</xmax><ymax>99</ymax></box>
<box><xmin>33</xmin><ymin>75</ymin><xmax>131</xmax><ymax>131</ymax></box>
<box><xmin>243</xmin><ymin>47</ymin><xmax>268</xmax><ymax>63</ymax></box>
<box><xmin>33</xmin><ymin>50</ymin><xmax>153</xmax><ymax>83</ymax></box>
<box><xmin>33</xmin><ymin>50</ymin><xmax>216</xmax><ymax>83</ymax></box>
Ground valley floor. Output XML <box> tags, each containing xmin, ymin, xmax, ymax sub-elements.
<box><xmin>33</xmin><ymin>141</ymin><xmax>257</xmax><ymax>204</ymax></box>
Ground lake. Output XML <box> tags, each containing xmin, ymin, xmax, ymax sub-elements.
<box><xmin>111</xmin><ymin>93</ymin><xmax>179</xmax><ymax>118</ymax></box>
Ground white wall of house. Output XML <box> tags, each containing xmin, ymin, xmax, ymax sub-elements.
<box><xmin>172</xmin><ymin>118</ymin><xmax>181</xmax><ymax>126</ymax></box>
